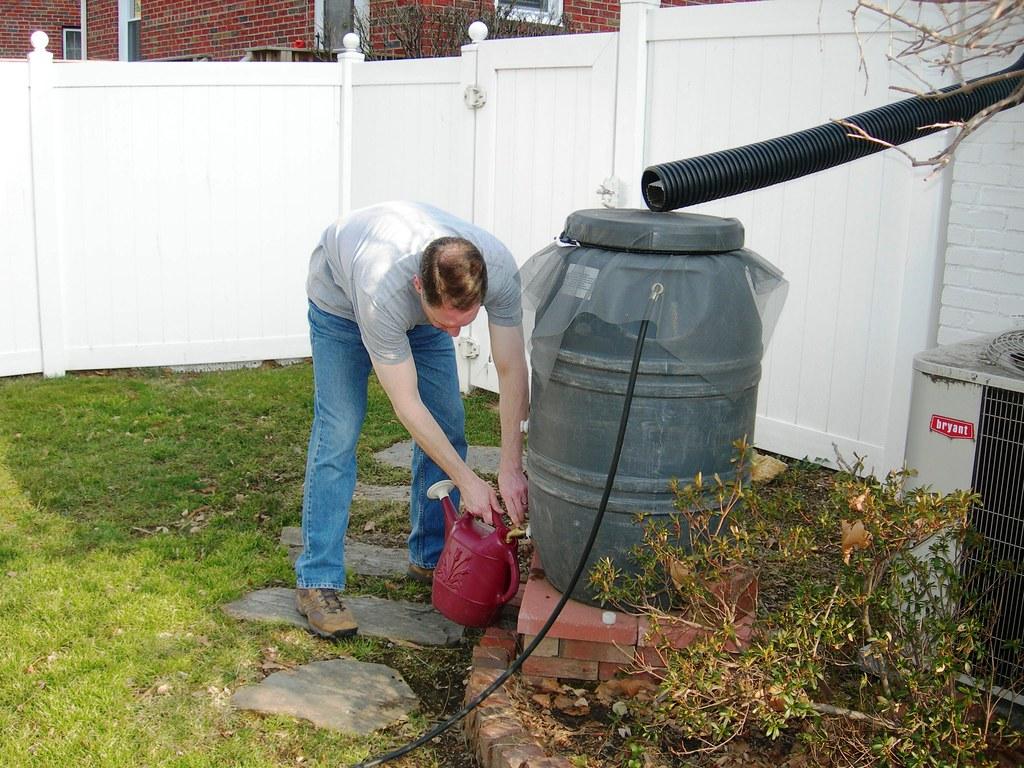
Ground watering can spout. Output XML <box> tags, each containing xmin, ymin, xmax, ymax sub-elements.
<box><xmin>427</xmin><ymin>479</ymin><xmax>458</xmax><ymax>533</ymax></box>
<box><xmin>426</xmin><ymin>479</ymin><xmax>455</xmax><ymax>500</ymax></box>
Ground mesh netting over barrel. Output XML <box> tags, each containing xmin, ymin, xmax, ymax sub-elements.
<box><xmin>521</xmin><ymin>209</ymin><xmax>787</xmax><ymax>605</ymax></box>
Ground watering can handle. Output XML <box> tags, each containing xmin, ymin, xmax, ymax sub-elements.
<box><xmin>499</xmin><ymin>546</ymin><xmax>520</xmax><ymax>606</ymax></box>
<box><xmin>487</xmin><ymin>509</ymin><xmax>520</xmax><ymax>605</ymax></box>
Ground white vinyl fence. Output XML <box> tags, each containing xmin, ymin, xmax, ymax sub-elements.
<box><xmin>0</xmin><ymin>2</ymin><xmax>976</xmax><ymax>472</ymax></box>
<box><xmin>638</xmin><ymin>2</ymin><xmax>955</xmax><ymax>474</ymax></box>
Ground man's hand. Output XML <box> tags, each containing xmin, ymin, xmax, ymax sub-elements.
<box><xmin>459</xmin><ymin>473</ymin><xmax>504</xmax><ymax>525</ymax></box>
<box><xmin>498</xmin><ymin>466</ymin><xmax>529</xmax><ymax>525</ymax></box>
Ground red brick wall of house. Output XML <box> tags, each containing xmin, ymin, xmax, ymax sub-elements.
<box><xmin>88</xmin><ymin>0</ymin><xmax>120</xmax><ymax>60</ymax></box>
<box><xmin>366</xmin><ymin>0</ymin><xmax>586</xmax><ymax>59</ymax></box>
<box><xmin>367</xmin><ymin>0</ymin><xmax>467</xmax><ymax>59</ymax></box>
<box><xmin>1</xmin><ymin>0</ymin><xmax>747</xmax><ymax>62</ymax></box>
<box><xmin>0</xmin><ymin>0</ymin><xmax>80</xmax><ymax>59</ymax></box>
<box><xmin>365</xmin><ymin>0</ymin><xmax>749</xmax><ymax>56</ymax></box>
<box><xmin>142</xmin><ymin>0</ymin><xmax>315</xmax><ymax>61</ymax></box>
<box><xmin>5</xmin><ymin>0</ymin><xmax>317</xmax><ymax>62</ymax></box>
<box><xmin>659</xmin><ymin>0</ymin><xmax>749</xmax><ymax>8</ymax></box>
<box><xmin>563</xmin><ymin>0</ymin><xmax>616</xmax><ymax>33</ymax></box>
<box><xmin>568</xmin><ymin>0</ymin><xmax>753</xmax><ymax>33</ymax></box>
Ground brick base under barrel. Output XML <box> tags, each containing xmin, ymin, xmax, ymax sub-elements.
<box><xmin>472</xmin><ymin>568</ymin><xmax>756</xmax><ymax>684</ymax></box>
<box><xmin>462</xmin><ymin>564</ymin><xmax>758</xmax><ymax>768</ymax></box>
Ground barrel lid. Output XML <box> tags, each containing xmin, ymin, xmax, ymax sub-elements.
<box><xmin>563</xmin><ymin>209</ymin><xmax>744</xmax><ymax>253</ymax></box>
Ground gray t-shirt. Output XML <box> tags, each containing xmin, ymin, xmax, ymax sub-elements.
<box><xmin>307</xmin><ymin>201</ymin><xmax>522</xmax><ymax>363</ymax></box>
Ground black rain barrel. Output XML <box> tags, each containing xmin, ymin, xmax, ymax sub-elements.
<box><xmin>528</xmin><ymin>209</ymin><xmax>766</xmax><ymax>605</ymax></box>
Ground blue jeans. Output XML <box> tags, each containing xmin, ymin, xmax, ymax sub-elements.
<box><xmin>294</xmin><ymin>301</ymin><xmax>467</xmax><ymax>591</ymax></box>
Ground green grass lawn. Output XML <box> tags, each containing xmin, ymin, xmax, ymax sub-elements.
<box><xmin>0</xmin><ymin>362</ymin><xmax>500</xmax><ymax>767</ymax></box>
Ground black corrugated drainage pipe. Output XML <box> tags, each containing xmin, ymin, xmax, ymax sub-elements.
<box><xmin>642</xmin><ymin>53</ymin><xmax>1024</xmax><ymax>212</ymax></box>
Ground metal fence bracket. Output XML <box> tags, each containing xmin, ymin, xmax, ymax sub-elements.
<box><xmin>457</xmin><ymin>336</ymin><xmax>481</xmax><ymax>359</ymax></box>
<box><xmin>464</xmin><ymin>84</ymin><xmax>486</xmax><ymax>109</ymax></box>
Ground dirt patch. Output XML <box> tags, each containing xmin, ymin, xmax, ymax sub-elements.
<box><xmin>506</xmin><ymin>672</ymin><xmax>816</xmax><ymax>768</ymax></box>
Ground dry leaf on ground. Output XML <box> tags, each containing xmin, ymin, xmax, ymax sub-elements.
<box><xmin>528</xmin><ymin>676</ymin><xmax>562</xmax><ymax>693</ymax></box>
<box><xmin>553</xmin><ymin>694</ymin><xmax>589</xmax><ymax>716</ymax></box>
<box><xmin>849</xmin><ymin>490</ymin><xmax>870</xmax><ymax>513</ymax></box>
<box><xmin>669</xmin><ymin>559</ymin><xmax>691</xmax><ymax>591</ymax></box>
<box><xmin>596</xmin><ymin>677</ymin><xmax>658</xmax><ymax>704</ymax></box>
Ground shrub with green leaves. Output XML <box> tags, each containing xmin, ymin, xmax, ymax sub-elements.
<box><xmin>592</xmin><ymin>444</ymin><xmax>1023</xmax><ymax>767</ymax></box>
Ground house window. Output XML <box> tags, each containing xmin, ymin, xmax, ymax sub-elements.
<box><xmin>495</xmin><ymin>0</ymin><xmax>562</xmax><ymax>22</ymax></box>
<box><xmin>63</xmin><ymin>28</ymin><xmax>83</xmax><ymax>60</ymax></box>
<box><xmin>128</xmin><ymin>0</ymin><xmax>141</xmax><ymax>60</ymax></box>
<box><xmin>120</xmin><ymin>0</ymin><xmax>142</xmax><ymax>60</ymax></box>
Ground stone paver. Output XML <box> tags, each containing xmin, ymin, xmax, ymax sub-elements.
<box><xmin>280</xmin><ymin>526</ymin><xmax>302</xmax><ymax>548</ymax></box>
<box><xmin>279</xmin><ymin>528</ymin><xmax>409</xmax><ymax>576</ymax></box>
<box><xmin>222</xmin><ymin>587</ymin><xmax>463</xmax><ymax>646</ymax></box>
<box><xmin>353</xmin><ymin>481</ymin><xmax>410</xmax><ymax>503</ymax></box>
<box><xmin>232</xmin><ymin>658</ymin><xmax>418</xmax><ymax>735</ymax></box>
<box><xmin>374</xmin><ymin>440</ymin><xmax>513</xmax><ymax>476</ymax></box>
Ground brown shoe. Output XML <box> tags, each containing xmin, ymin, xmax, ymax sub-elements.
<box><xmin>407</xmin><ymin>562</ymin><xmax>434</xmax><ymax>584</ymax></box>
<box><xmin>295</xmin><ymin>588</ymin><xmax>358</xmax><ymax>638</ymax></box>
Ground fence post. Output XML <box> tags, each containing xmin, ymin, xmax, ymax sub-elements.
<box><xmin>456</xmin><ymin>21</ymin><xmax>488</xmax><ymax>394</ymax></box>
<box><xmin>337</xmin><ymin>32</ymin><xmax>364</xmax><ymax>220</ymax></box>
<box><xmin>458</xmin><ymin>20</ymin><xmax>487</xmax><ymax>226</ymax></box>
<box><xmin>28</xmin><ymin>31</ymin><xmax>66</xmax><ymax>378</ymax></box>
<box><xmin>612</xmin><ymin>0</ymin><xmax>658</xmax><ymax>209</ymax></box>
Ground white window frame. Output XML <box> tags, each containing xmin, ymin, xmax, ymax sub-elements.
<box><xmin>494</xmin><ymin>0</ymin><xmax>565</xmax><ymax>25</ymax></box>
<box><xmin>63</xmin><ymin>27</ymin><xmax>83</xmax><ymax>60</ymax></box>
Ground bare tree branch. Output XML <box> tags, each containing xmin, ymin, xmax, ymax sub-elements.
<box><xmin>850</xmin><ymin>0</ymin><xmax>1024</xmax><ymax>169</ymax></box>
<box><xmin>809</xmin><ymin>701</ymin><xmax>899</xmax><ymax>730</ymax></box>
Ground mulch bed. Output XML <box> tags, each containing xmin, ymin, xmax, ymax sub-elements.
<box><xmin>504</xmin><ymin>673</ymin><xmax>816</xmax><ymax>768</ymax></box>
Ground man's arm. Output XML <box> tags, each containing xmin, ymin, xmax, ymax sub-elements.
<box><xmin>372</xmin><ymin>357</ymin><xmax>504</xmax><ymax>523</ymax></box>
<box><xmin>489</xmin><ymin>322</ymin><xmax>529</xmax><ymax>525</ymax></box>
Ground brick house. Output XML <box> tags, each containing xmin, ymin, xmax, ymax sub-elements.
<box><xmin>2</xmin><ymin>0</ymin><xmax>85</xmax><ymax>60</ymax></box>
<box><xmin>1</xmin><ymin>0</ymin><xmax>347</xmax><ymax>61</ymax></box>
<box><xmin>0</xmin><ymin>0</ymin><xmax>736</xmax><ymax>61</ymax></box>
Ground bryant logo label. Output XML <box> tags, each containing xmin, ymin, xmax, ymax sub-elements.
<box><xmin>930</xmin><ymin>415</ymin><xmax>975</xmax><ymax>440</ymax></box>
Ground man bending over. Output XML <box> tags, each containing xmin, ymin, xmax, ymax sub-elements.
<box><xmin>295</xmin><ymin>201</ymin><xmax>529</xmax><ymax>638</ymax></box>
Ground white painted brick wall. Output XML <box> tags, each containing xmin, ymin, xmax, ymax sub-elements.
<box><xmin>939</xmin><ymin>109</ymin><xmax>1024</xmax><ymax>345</ymax></box>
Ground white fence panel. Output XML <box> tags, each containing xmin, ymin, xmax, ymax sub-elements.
<box><xmin>474</xmin><ymin>33</ymin><xmax>617</xmax><ymax>257</ymax></box>
<box><xmin>0</xmin><ymin>62</ymin><xmax>41</xmax><ymax>377</ymax></box>
<box><xmin>643</xmin><ymin>1</ymin><xmax>952</xmax><ymax>470</ymax></box>
<box><xmin>350</xmin><ymin>58</ymin><xmax>469</xmax><ymax>219</ymax></box>
<box><xmin>466</xmin><ymin>32</ymin><xmax>618</xmax><ymax>392</ymax></box>
<box><xmin>50</xmin><ymin>63</ymin><xmax>342</xmax><ymax>370</ymax></box>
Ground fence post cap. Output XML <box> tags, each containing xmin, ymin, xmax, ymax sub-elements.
<box><xmin>337</xmin><ymin>32</ymin><xmax>364</xmax><ymax>62</ymax></box>
<box><xmin>31</xmin><ymin>30</ymin><xmax>49</xmax><ymax>51</ymax></box>
<box><xmin>468</xmin><ymin>21</ymin><xmax>488</xmax><ymax>43</ymax></box>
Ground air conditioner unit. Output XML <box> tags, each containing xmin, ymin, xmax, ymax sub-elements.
<box><xmin>905</xmin><ymin>330</ymin><xmax>1024</xmax><ymax>698</ymax></box>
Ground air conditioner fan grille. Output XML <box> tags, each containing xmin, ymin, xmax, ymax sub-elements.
<box><xmin>966</xmin><ymin>386</ymin><xmax>1024</xmax><ymax>695</ymax></box>
<box><xmin>982</xmin><ymin>330</ymin><xmax>1024</xmax><ymax>375</ymax></box>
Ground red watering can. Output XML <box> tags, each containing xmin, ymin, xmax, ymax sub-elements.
<box><xmin>428</xmin><ymin>479</ymin><xmax>521</xmax><ymax>628</ymax></box>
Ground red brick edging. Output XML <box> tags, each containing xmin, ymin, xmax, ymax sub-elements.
<box><xmin>462</xmin><ymin>666</ymin><xmax>573</xmax><ymax>768</ymax></box>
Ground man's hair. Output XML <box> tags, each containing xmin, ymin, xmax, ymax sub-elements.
<box><xmin>419</xmin><ymin>237</ymin><xmax>487</xmax><ymax>310</ymax></box>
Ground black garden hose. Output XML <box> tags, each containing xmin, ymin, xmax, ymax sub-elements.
<box><xmin>353</xmin><ymin>283</ymin><xmax>663</xmax><ymax>767</ymax></box>
<box><xmin>643</xmin><ymin>53</ymin><xmax>1024</xmax><ymax>212</ymax></box>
